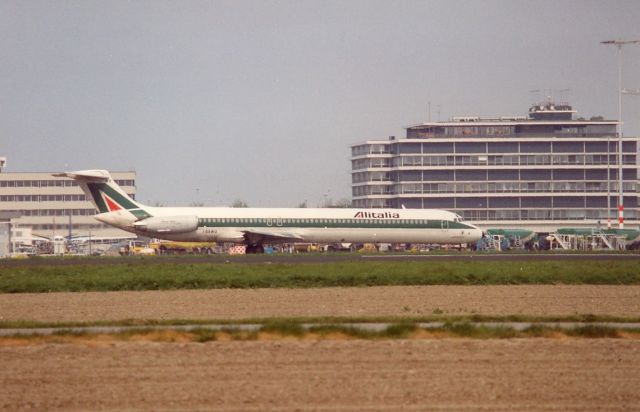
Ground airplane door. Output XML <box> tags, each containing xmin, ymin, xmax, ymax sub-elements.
<box><xmin>267</xmin><ymin>218</ymin><xmax>272</xmax><ymax>227</ymax></box>
<box><xmin>441</xmin><ymin>220</ymin><xmax>449</xmax><ymax>231</ymax></box>
<box><xmin>276</xmin><ymin>218</ymin><xmax>283</xmax><ymax>227</ymax></box>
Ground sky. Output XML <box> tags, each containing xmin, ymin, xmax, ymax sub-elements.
<box><xmin>2</xmin><ymin>0</ymin><xmax>640</xmax><ymax>207</ymax></box>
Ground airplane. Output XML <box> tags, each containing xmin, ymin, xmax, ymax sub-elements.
<box><xmin>54</xmin><ymin>170</ymin><xmax>483</xmax><ymax>253</ymax></box>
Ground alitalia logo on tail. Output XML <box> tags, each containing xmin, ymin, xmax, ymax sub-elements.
<box><xmin>354</xmin><ymin>211</ymin><xmax>400</xmax><ymax>219</ymax></box>
<box><xmin>87</xmin><ymin>182</ymin><xmax>139</xmax><ymax>214</ymax></box>
<box><xmin>102</xmin><ymin>193</ymin><xmax>124</xmax><ymax>212</ymax></box>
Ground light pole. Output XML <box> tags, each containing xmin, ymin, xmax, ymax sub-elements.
<box><xmin>601</xmin><ymin>39</ymin><xmax>640</xmax><ymax>229</ymax></box>
<box><xmin>621</xmin><ymin>87</ymin><xmax>640</xmax><ymax>227</ymax></box>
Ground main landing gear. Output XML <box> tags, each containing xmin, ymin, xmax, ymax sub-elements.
<box><xmin>243</xmin><ymin>234</ymin><xmax>265</xmax><ymax>254</ymax></box>
<box><xmin>245</xmin><ymin>243</ymin><xmax>265</xmax><ymax>254</ymax></box>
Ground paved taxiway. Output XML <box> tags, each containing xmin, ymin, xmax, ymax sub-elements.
<box><xmin>1</xmin><ymin>252</ymin><xmax>638</xmax><ymax>267</ymax></box>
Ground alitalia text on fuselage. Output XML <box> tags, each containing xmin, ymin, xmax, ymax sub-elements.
<box><xmin>353</xmin><ymin>211</ymin><xmax>400</xmax><ymax>219</ymax></box>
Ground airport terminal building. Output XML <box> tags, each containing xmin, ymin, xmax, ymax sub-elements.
<box><xmin>0</xmin><ymin>170</ymin><xmax>136</xmax><ymax>239</ymax></box>
<box><xmin>351</xmin><ymin>103</ymin><xmax>639</xmax><ymax>231</ymax></box>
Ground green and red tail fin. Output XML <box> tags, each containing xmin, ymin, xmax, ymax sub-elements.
<box><xmin>53</xmin><ymin>170</ymin><xmax>151</xmax><ymax>219</ymax></box>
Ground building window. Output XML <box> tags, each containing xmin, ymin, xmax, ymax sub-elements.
<box><xmin>423</xmin><ymin>170</ymin><xmax>454</xmax><ymax>181</ymax></box>
<box><xmin>455</xmin><ymin>170</ymin><xmax>487</xmax><ymax>181</ymax></box>
<box><xmin>455</xmin><ymin>142</ymin><xmax>486</xmax><ymax>153</ymax></box>
<box><xmin>423</xmin><ymin>142</ymin><xmax>454</xmax><ymax>153</ymax></box>
<box><xmin>488</xmin><ymin>141</ymin><xmax>519</xmax><ymax>153</ymax></box>
<box><xmin>399</xmin><ymin>143</ymin><xmax>422</xmax><ymax>154</ymax></box>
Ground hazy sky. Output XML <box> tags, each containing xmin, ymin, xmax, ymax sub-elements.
<box><xmin>2</xmin><ymin>0</ymin><xmax>640</xmax><ymax>206</ymax></box>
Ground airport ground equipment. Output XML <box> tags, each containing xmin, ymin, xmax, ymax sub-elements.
<box><xmin>149</xmin><ymin>240</ymin><xmax>216</xmax><ymax>255</ymax></box>
<box><xmin>119</xmin><ymin>240</ymin><xmax>155</xmax><ymax>256</ymax></box>
<box><xmin>477</xmin><ymin>228</ymin><xmax>536</xmax><ymax>251</ymax></box>
<box><xmin>555</xmin><ymin>228</ymin><xmax>640</xmax><ymax>250</ymax></box>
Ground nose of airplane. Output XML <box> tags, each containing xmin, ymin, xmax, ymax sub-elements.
<box><xmin>468</xmin><ymin>224</ymin><xmax>484</xmax><ymax>242</ymax></box>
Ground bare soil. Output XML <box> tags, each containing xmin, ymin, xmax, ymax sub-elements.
<box><xmin>2</xmin><ymin>286</ymin><xmax>640</xmax><ymax>410</ymax></box>
<box><xmin>1</xmin><ymin>285</ymin><xmax>640</xmax><ymax>322</ymax></box>
<box><xmin>0</xmin><ymin>339</ymin><xmax>638</xmax><ymax>411</ymax></box>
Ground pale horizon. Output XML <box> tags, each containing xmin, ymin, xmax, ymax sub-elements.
<box><xmin>2</xmin><ymin>0</ymin><xmax>640</xmax><ymax>207</ymax></box>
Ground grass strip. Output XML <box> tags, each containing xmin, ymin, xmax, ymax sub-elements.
<box><xmin>3</xmin><ymin>314</ymin><xmax>640</xmax><ymax>330</ymax></box>
<box><xmin>1</xmin><ymin>259</ymin><xmax>639</xmax><ymax>293</ymax></box>
<box><xmin>3</xmin><ymin>322</ymin><xmax>639</xmax><ymax>344</ymax></box>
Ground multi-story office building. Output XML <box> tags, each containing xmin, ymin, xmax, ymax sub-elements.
<box><xmin>351</xmin><ymin>103</ymin><xmax>639</xmax><ymax>231</ymax></box>
<box><xmin>0</xmin><ymin>170</ymin><xmax>136</xmax><ymax>238</ymax></box>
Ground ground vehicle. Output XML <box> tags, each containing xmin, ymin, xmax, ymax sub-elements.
<box><xmin>322</xmin><ymin>243</ymin><xmax>352</xmax><ymax>252</ymax></box>
<box><xmin>357</xmin><ymin>243</ymin><xmax>378</xmax><ymax>253</ymax></box>
<box><xmin>293</xmin><ymin>243</ymin><xmax>319</xmax><ymax>253</ymax></box>
<box><xmin>149</xmin><ymin>240</ymin><xmax>216</xmax><ymax>255</ymax></box>
<box><xmin>119</xmin><ymin>240</ymin><xmax>155</xmax><ymax>256</ymax></box>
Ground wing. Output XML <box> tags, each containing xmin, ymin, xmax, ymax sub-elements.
<box><xmin>242</xmin><ymin>229</ymin><xmax>304</xmax><ymax>244</ymax></box>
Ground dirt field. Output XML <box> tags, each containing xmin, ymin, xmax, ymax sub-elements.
<box><xmin>2</xmin><ymin>285</ymin><xmax>640</xmax><ymax>410</ymax></box>
<box><xmin>0</xmin><ymin>339</ymin><xmax>638</xmax><ymax>411</ymax></box>
<box><xmin>1</xmin><ymin>285</ymin><xmax>640</xmax><ymax>322</ymax></box>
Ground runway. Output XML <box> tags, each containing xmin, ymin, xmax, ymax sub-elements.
<box><xmin>1</xmin><ymin>252</ymin><xmax>639</xmax><ymax>267</ymax></box>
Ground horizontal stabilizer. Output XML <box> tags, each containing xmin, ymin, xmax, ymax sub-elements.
<box><xmin>52</xmin><ymin>170</ymin><xmax>111</xmax><ymax>182</ymax></box>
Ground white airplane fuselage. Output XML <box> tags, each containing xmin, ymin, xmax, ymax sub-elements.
<box><xmin>55</xmin><ymin>170</ymin><xmax>484</xmax><ymax>251</ymax></box>
<box><xmin>96</xmin><ymin>206</ymin><xmax>482</xmax><ymax>244</ymax></box>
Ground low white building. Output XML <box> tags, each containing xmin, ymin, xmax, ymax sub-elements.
<box><xmin>0</xmin><ymin>211</ymin><xmax>19</xmax><ymax>258</ymax></box>
<box><xmin>0</xmin><ymin>170</ymin><xmax>136</xmax><ymax>239</ymax></box>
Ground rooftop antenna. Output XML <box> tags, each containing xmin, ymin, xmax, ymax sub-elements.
<box><xmin>528</xmin><ymin>89</ymin><xmax>541</xmax><ymax>104</ymax></box>
<box><xmin>621</xmin><ymin>88</ymin><xmax>640</xmax><ymax>96</ymax></box>
<box><xmin>557</xmin><ymin>88</ymin><xmax>571</xmax><ymax>104</ymax></box>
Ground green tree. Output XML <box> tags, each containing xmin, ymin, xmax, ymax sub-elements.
<box><xmin>331</xmin><ymin>198</ymin><xmax>352</xmax><ymax>208</ymax></box>
<box><xmin>231</xmin><ymin>199</ymin><xmax>248</xmax><ymax>208</ymax></box>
